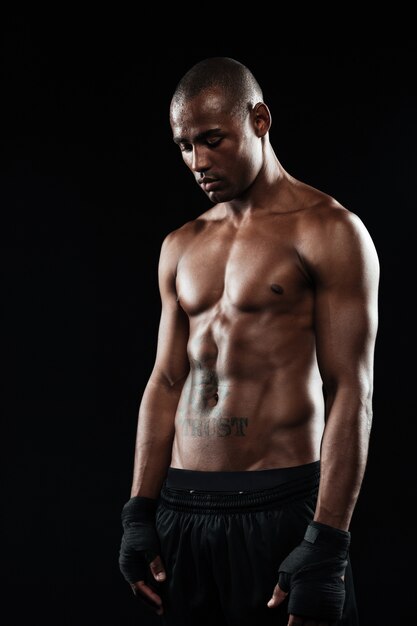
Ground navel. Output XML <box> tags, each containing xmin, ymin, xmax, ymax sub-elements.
<box><xmin>270</xmin><ymin>283</ymin><xmax>284</xmax><ymax>295</ymax></box>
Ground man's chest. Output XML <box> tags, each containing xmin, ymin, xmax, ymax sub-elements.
<box><xmin>175</xmin><ymin>229</ymin><xmax>311</xmax><ymax>315</ymax></box>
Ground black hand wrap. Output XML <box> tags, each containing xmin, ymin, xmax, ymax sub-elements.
<box><xmin>278</xmin><ymin>521</ymin><xmax>350</xmax><ymax>621</ymax></box>
<box><xmin>119</xmin><ymin>495</ymin><xmax>161</xmax><ymax>584</ymax></box>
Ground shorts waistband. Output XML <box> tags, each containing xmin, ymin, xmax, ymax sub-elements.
<box><xmin>165</xmin><ymin>460</ymin><xmax>320</xmax><ymax>491</ymax></box>
<box><xmin>159</xmin><ymin>461</ymin><xmax>320</xmax><ymax>514</ymax></box>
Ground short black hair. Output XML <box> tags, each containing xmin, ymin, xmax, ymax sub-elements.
<box><xmin>171</xmin><ymin>57</ymin><xmax>263</xmax><ymax>119</ymax></box>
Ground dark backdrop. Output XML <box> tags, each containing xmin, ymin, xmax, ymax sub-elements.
<box><xmin>2</xmin><ymin>19</ymin><xmax>416</xmax><ymax>626</ymax></box>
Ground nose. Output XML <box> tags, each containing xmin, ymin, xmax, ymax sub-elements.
<box><xmin>190</xmin><ymin>145</ymin><xmax>210</xmax><ymax>174</ymax></box>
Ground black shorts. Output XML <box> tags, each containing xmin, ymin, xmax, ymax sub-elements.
<box><xmin>154</xmin><ymin>461</ymin><xmax>359</xmax><ymax>626</ymax></box>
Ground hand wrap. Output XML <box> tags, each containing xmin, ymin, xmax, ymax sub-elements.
<box><xmin>278</xmin><ymin>521</ymin><xmax>350</xmax><ymax>621</ymax></box>
<box><xmin>118</xmin><ymin>495</ymin><xmax>161</xmax><ymax>584</ymax></box>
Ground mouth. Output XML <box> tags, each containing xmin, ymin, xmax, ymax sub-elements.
<box><xmin>199</xmin><ymin>178</ymin><xmax>222</xmax><ymax>192</ymax></box>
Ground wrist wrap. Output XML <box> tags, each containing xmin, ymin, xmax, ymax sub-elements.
<box><xmin>278</xmin><ymin>521</ymin><xmax>351</xmax><ymax>621</ymax></box>
<box><xmin>118</xmin><ymin>496</ymin><xmax>161</xmax><ymax>584</ymax></box>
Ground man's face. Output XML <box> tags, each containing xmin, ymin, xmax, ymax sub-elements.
<box><xmin>170</xmin><ymin>88</ymin><xmax>263</xmax><ymax>203</ymax></box>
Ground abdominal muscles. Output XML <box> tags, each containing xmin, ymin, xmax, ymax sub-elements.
<box><xmin>170</xmin><ymin>311</ymin><xmax>325</xmax><ymax>471</ymax></box>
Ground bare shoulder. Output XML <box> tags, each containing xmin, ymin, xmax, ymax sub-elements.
<box><xmin>296</xmin><ymin>183</ymin><xmax>376</xmax><ymax>249</ymax></box>
<box><xmin>160</xmin><ymin>204</ymin><xmax>223</xmax><ymax>255</ymax></box>
<box><xmin>293</xmin><ymin>182</ymin><xmax>379</xmax><ymax>276</ymax></box>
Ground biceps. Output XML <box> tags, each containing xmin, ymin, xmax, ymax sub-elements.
<box><xmin>314</xmin><ymin>289</ymin><xmax>378</xmax><ymax>389</ymax></box>
<box><xmin>152</xmin><ymin>303</ymin><xmax>190</xmax><ymax>386</ymax></box>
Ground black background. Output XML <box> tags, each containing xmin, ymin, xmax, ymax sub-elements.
<box><xmin>2</xmin><ymin>16</ymin><xmax>416</xmax><ymax>626</ymax></box>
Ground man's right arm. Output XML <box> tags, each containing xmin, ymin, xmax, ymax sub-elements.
<box><xmin>119</xmin><ymin>231</ymin><xmax>189</xmax><ymax>613</ymax></box>
<box><xmin>129</xmin><ymin>230</ymin><xmax>190</xmax><ymax>499</ymax></box>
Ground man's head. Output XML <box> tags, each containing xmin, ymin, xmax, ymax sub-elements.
<box><xmin>170</xmin><ymin>57</ymin><xmax>271</xmax><ymax>203</ymax></box>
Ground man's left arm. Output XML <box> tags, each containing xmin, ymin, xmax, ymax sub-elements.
<box><xmin>311</xmin><ymin>208</ymin><xmax>379</xmax><ymax>531</ymax></box>
<box><xmin>267</xmin><ymin>207</ymin><xmax>379</xmax><ymax>623</ymax></box>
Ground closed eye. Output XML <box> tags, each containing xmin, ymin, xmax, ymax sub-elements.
<box><xmin>206</xmin><ymin>137</ymin><xmax>222</xmax><ymax>147</ymax></box>
<box><xmin>178</xmin><ymin>137</ymin><xmax>223</xmax><ymax>152</ymax></box>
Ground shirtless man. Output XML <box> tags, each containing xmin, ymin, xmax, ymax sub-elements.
<box><xmin>118</xmin><ymin>57</ymin><xmax>379</xmax><ymax>626</ymax></box>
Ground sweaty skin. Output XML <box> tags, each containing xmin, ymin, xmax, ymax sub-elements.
<box><xmin>127</xmin><ymin>87</ymin><xmax>379</xmax><ymax>623</ymax></box>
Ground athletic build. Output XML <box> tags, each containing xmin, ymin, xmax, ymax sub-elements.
<box><xmin>119</xmin><ymin>58</ymin><xmax>379</xmax><ymax>626</ymax></box>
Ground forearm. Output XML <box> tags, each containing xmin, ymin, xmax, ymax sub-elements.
<box><xmin>130</xmin><ymin>377</ymin><xmax>185</xmax><ymax>499</ymax></box>
<box><xmin>314</xmin><ymin>387</ymin><xmax>373</xmax><ymax>531</ymax></box>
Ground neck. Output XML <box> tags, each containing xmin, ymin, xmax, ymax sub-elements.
<box><xmin>227</xmin><ymin>142</ymin><xmax>287</xmax><ymax>214</ymax></box>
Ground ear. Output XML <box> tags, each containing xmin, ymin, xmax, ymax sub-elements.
<box><xmin>252</xmin><ymin>102</ymin><xmax>271</xmax><ymax>137</ymax></box>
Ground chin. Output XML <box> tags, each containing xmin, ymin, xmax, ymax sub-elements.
<box><xmin>207</xmin><ymin>188</ymin><xmax>237</xmax><ymax>204</ymax></box>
